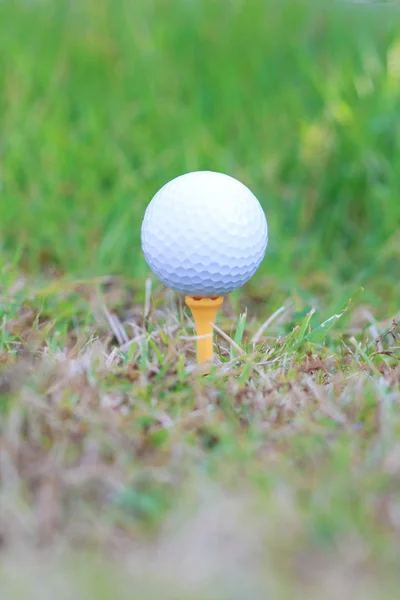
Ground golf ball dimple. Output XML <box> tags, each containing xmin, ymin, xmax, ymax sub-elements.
<box><xmin>141</xmin><ymin>171</ymin><xmax>268</xmax><ymax>297</ymax></box>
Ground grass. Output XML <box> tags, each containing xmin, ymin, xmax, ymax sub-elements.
<box><xmin>0</xmin><ymin>0</ymin><xmax>400</xmax><ymax>598</ymax></box>
<box><xmin>0</xmin><ymin>267</ymin><xmax>399</xmax><ymax>598</ymax></box>
<box><xmin>0</xmin><ymin>0</ymin><xmax>399</xmax><ymax>297</ymax></box>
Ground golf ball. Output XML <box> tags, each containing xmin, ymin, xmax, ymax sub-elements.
<box><xmin>141</xmin><ymin>171</ymin><xmax>268</xmax><ymax>297</ymax></box>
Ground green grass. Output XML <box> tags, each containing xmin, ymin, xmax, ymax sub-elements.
<box><xmin>0</xmin><ymin>0</ymin><xmax>399</xmax><ymax>300</ymax></box>
<box><xmin>0</xmin><ymin>0</ymin><xmax>400</xmax><ymax>597</ymax></box>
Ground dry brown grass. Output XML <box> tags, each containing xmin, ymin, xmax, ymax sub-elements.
<box><xmin>0</xmin><ymin>277</ymin><xmax>399</xmax><ymax>598</ymax></box>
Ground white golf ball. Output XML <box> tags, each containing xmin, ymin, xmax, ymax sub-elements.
<box><xmin>141</xmin><ymin>171</ymin><xmax>268</xmax><ymax>297</ymax></box>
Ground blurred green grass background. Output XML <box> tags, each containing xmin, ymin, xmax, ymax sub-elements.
<box><xmin>0</xmin><ymin>0</ymin><xmax>399</xmax><ymax>306</ymax></box>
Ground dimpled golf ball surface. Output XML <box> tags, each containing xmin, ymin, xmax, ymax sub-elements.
<box><xmin>141</xmin><ymin>171</ymin><xmax>268</xmax><ymax>297</ymax></box>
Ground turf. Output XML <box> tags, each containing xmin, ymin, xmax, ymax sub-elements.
<box><xmin>0</xmin><ymin>0</ymin><xmax>399</xmax><ymax>598</ymax></box>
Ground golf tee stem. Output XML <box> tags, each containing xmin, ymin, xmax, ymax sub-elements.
<box><xmin>185</xmin><ymin>296</ymin><xmax>224</xmax><ymax>364</ymax></box>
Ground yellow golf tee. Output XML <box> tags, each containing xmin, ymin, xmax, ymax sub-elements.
<box><xmin>185</xmin><ymin>296</ymin><xmax>224</xmax><ymax>364</ymax></box>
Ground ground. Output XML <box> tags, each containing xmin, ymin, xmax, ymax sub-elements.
<box><xmin>0</xmin><ymin>1</ymin><xmax>399</xmax><ymax>599</ymax></box>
